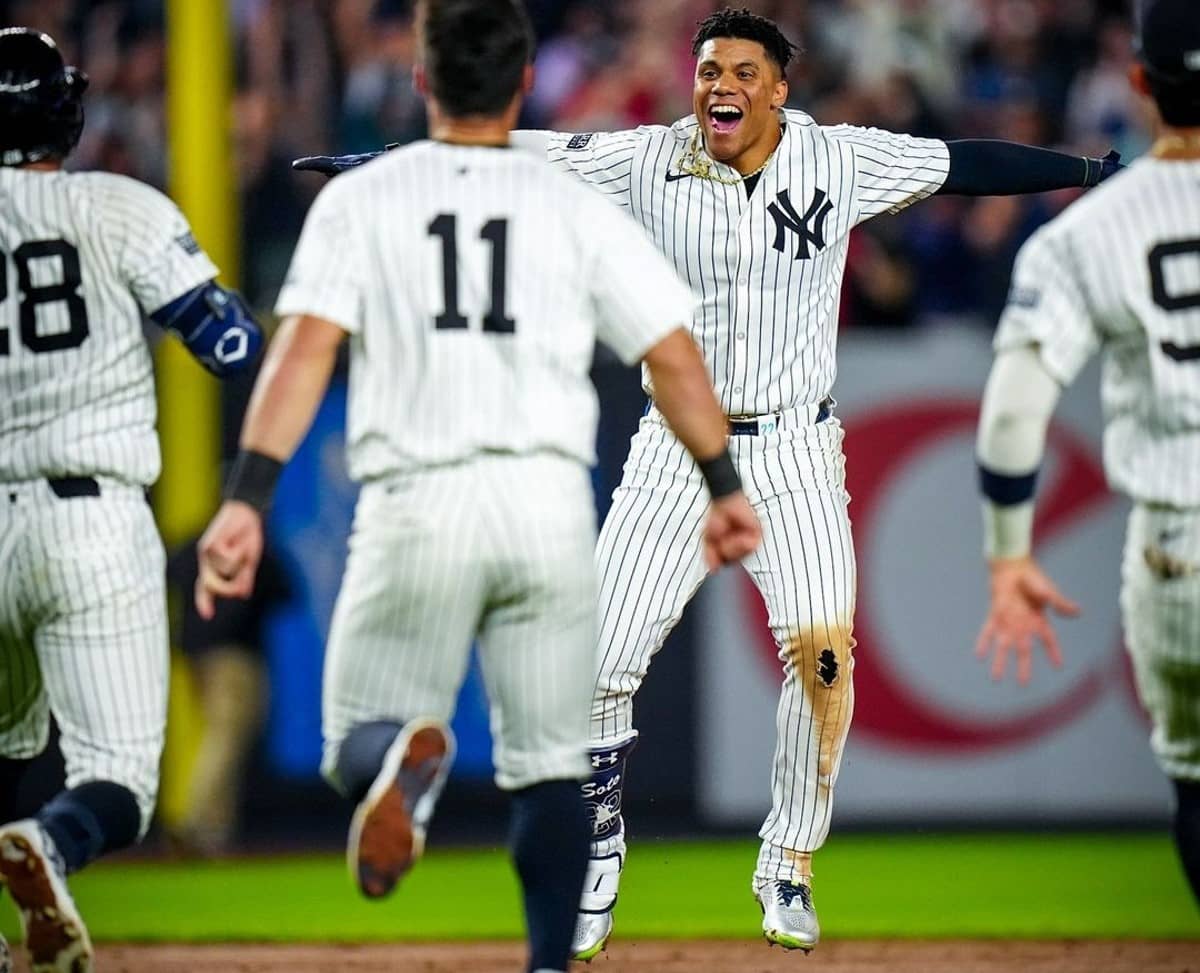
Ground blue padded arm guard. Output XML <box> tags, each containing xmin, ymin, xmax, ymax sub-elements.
<box><xmin>150</xmin><ymin>281</ymin><xmax>263</xmax><ymax>377</ymax></box>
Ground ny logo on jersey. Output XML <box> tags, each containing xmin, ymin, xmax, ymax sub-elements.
<box><xmin>768</xmin><ymin>188</ymin><xmax>834</xmax><ymax>260</ymax></box>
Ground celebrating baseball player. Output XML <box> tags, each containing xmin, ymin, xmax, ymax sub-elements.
<box><xmin>195</xmin><ymin>2</ymin><xmax>759</xmax><ymax>972</ymax></box>
<box><xmin>296</xmin><ymin>5</ymin><xmax>1124</xmax><ymax>957</ymax></box>
<box><xmin>0</xmin><ymin>27</ymin><xmax>262</xmax><ymax>973</ymax></box>
<box><xmin>975</xmin><ymin>0</ymin><xmax>1200</xmax><ymax>908</ymax></box>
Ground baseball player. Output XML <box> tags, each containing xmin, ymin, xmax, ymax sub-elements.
<box><xmin>0</xmin><ymin>27</ymin><xmax>262</xmax><ymax>972</ymax></box>
<box><xmin>975</xmin><ymin>0</ymin><xmax>1200</xmax><ymax>908</ymax></box>
<box><xmin>295</xmin><ymin>6</ymin><xmax>1124</xmax><ymax>957</ymax></box>
<box><xmin>194</xmin><ymin>2</ymin><xmax>760</xmax><ymax>972</ymax></box>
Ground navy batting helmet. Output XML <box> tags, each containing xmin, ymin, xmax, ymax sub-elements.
<box><xmin>0</xmin><ymin>28</ymin><xmax>89</xmax><ymax>167</ymax></box>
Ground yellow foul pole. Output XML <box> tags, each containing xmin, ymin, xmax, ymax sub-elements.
<box><xmin>160</xmin><ymin>0</ymin><xmax>238</xmax><ymax>826</ymax></box>
<box><xmin>160</xmin><ymin>0</ymin><xmax>237</xmax><ymax>547</ymax></box>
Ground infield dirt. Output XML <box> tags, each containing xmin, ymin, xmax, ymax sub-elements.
<box><xmin>15</xmin><ymin>939</ymin><xmax>1194</xmax><ymax>972</ymax></box>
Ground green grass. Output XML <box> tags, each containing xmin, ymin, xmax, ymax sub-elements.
<box><xmin>1</xmin><ymin>833</ymin><xmax>1197</xmax><ymax>942</ymax></box>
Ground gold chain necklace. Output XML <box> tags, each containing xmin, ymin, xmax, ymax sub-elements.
<box><xmin>1152</xmin><ymin>131</ymin><xmax>1200</xmax><ymax>159</ymax></box>
<box><xmin>675</xmin><ymin>127</ymin><xmax>781</xmax><ymax>184</ymax></box>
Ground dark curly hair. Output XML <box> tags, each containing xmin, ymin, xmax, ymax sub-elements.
<box><xmin>691</xmin><ymin>7</ymin><xmax>799</xmax><ymax>74</ymax></box>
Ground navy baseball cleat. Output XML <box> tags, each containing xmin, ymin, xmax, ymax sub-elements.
<box><xmin>754</xmin><ymin>879</ymin><xmax>820</xmax><ymax>951</ymax></box>
<box><xmin>0</xmin><ymin>820</ymin><xmax>92</xmax><ymax>972</ymax></box>
<box><xmin>347</xmin><ymin>718</ymin><xmax>456</xmax><ymax>899</ymax></box>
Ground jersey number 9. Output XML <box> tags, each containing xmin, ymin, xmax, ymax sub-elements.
<box><xmin>0</xmin><ymin>239</ymin><xmax>91</xmax><ymax>356</ymax></box>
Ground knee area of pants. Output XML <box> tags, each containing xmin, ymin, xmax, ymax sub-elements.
<box><xmin>780</xmin><ymin>625</ymin><xmax>854</xmax><ymax>691</ymax></box>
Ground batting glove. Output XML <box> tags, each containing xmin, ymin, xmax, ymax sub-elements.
<box><xmin>292</xmin><ymin>144</ymin><xmax>398</xmax><ymax>178</ymax></box>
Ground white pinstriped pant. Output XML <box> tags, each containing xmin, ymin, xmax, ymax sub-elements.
<box><xmin>321</xmin><ymin>453</ymin><xmax>596</xmax><ymax>792</ymax></box>
<box><xmin>592</xmin><ymin>413</ymin><xmax>855</xmax><ymax>883</ymax></box>
<box><xmin>0</xmin><ymin>479</ymin><xmax>167</xmax><ymax>833</ymax></box>
<box><xmin>1121</xmin><ymin>504</ymin><xmax>1200</xmax><ymax>781</ymax></box>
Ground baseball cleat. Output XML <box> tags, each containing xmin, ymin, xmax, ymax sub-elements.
<box><xmin>754</xmin><ymin>879</ymin><xmax>820</xmax><ymax>952</ymax></box>
<box><xmin>571</xmin><ymin>846</ymin><xmax>623</xmax><ymax>961</ymax></box>
<box><xmin>0</xmin><ymin>931</ymin><xmax>11</xmax><ymax>973</ymax></box>
<box><xmin>0</xmin><ymin>820</ymin><xmax>92</xmax><ymax>973</ymax></box>
<box><xmin>571</xmin><ymin>910</ymin><xmax>612</xmax><ymax>962</ymax></box>
<box><xmin>347</xmin><ymin>718</ymin><xmax>455</xmax><ymax>899</ymax></box>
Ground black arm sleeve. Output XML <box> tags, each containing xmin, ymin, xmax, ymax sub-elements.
<box><xmin>937</xmin><ymin>140</ymin><xmax>1091</xmax><ymax>196</ymax></box>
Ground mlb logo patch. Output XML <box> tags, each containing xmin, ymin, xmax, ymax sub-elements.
<box><xmin>175</xmin><ymin>232</ymin><xmax>201</xmax><ymax>256</ymax></box>
<box><xmin>566</xmin><ymin>133</ymin><xmax>595</xmax><ymax>151</ymax></box>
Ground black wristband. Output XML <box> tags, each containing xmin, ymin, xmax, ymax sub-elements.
<box><xmin>223</xmin><ymin>449</ymin><xmax>283</xmax><ymax>513</ymax></box>
<box><xmin>697</xmin><ymin>449</ymin><xmax>742</xmax><ymax>500</ymax></box>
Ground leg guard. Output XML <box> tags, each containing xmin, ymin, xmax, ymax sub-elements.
<box><xmin>582</xmin><ymin>733</ymin><xmax>638</xmax><ymax>852</ymax></box>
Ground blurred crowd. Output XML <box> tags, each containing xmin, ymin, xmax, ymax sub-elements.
<box><xmin>1</xmin><ymin>0</ymin><xmax>1154</xmax><ymax>326</ymax></box>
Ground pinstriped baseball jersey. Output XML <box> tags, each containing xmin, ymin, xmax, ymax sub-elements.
<box><xmin>533</xmin><ymin>109</ymin><xmax>950</xmax><ymax>415</ymax></box>
<box><xmin>276</xmin><ymin>141</ymin><xmax>697</xmax><ymax>481</ymax></box>
<box><xmin>1</xmin><ymin>165</ymin><xmax>216</xmax><ymax>832</ymax></box>
<box><xmin>0</xmin><ymin>168</ymin><xmax>218</xmax><ymax>485</ymax></box>
<box><xmin>518</xmin><ymin>110</ymin><xmax>948</xmax><ymax>888</ymax></box>
<box><xmin>994</xmin><ymin>157</ymin><xmax>1200</xmax><ymax>780</ymax></box>
<box><xmin>277</xmin><ymin>139</ymin><xmax>700</xmax><ymax>793</ymax></box>
<box><xmin>995</xmin><ymin>158</ymin><xmax>1200</xmax><ymax>507</ymax></box>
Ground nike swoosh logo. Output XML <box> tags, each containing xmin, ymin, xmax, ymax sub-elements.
<box><xmin>665</xmin><ymin>171</ymin><xmax>694</xmax><ymax>182</ymax></box>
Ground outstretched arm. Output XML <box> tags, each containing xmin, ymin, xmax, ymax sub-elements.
<box><xmin>938</xmin><ymin>141</ymin><xmax>1122</xmax><ymax>196</ymax></box>
<box><xmin>975</xmin><ymin>345</ymin><xmax>1080</xmax><ymax>684</ymax></box>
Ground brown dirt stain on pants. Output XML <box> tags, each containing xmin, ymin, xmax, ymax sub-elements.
<box><xmin>783</xmin><ymin>621</ymin><xmax>856</xmax><ymax>787</ymax></box>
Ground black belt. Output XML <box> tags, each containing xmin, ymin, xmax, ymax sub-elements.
<box><xmin>47</xmin><ymin>476</ymin><xmax>101</xmax><ymax>498</ymax></box>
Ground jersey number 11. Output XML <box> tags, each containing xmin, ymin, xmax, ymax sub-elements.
<box><xmin>428</xmin><ymin>214</ymin><xmax>516</xmax><ymax>334</ymax></box>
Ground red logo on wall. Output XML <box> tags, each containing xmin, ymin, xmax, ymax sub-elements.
<box><xmin>747</xmin><ymin>399</ymin><xmax>1125</xmax><ymax>752</ymax></box>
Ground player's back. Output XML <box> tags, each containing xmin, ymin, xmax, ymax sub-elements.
<box><xmin>292</xmin><ymin>141</ymin><xmax>673</xmax><ymax>480</ymax></box>
<box><xmin>1007</xmin><ymin>158</ymin><xmax>1200</xmax><ymax>505</ymax></box>
<box><xmin>0</xmin><ymin>168</ymin><xmax>186</xmax><ymax>484</ymax></box>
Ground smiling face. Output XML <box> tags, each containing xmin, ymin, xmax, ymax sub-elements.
<box><xmin>692</xmin><ymin>37</ymin><xmax>788</xmax><ymax>174</ymax></box>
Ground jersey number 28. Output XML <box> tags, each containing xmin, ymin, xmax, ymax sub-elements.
<box><xmin>0</xmin><ymin>239</ymin><xmax>91</xmax><ymax>356</ymax></box>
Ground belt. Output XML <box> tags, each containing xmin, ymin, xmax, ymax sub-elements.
<box><xmin>5</xmin><ymin>477</ymin><xmax>102</xmax><ymax>503</ymax></box>
<box><xmin>47</xmin><ymin>476</ymin><xmax>101</xmax><ymax>499</ymax></box>
<box><xmin>727</xmin><ymin>397</ymin><xmax>835</xmax><ymax>436</ymax></box>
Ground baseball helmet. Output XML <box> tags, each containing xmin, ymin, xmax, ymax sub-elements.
<box><xmin>0</xmin><ymin>28</ymin><xmax>89</xmax><ymax>167</ymax></box>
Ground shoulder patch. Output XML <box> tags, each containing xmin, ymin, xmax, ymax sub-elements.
<box><xmin>175</xmin><ymin>231</ymin><xmax>201</xmax><ymax>256</ymax></box>
<box><xmin>566</xmin><ymin>133</ymin><xmax>595</xmax><ymax>151</ymax></box>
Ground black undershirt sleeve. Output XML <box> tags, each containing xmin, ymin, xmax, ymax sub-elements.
<box><xmin>938</xmin><ymin>140</ymin><xmax>1091</xmax><ymax>196</ymax></box>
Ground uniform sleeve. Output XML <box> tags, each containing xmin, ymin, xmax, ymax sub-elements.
<box><xmin>584</xmin><ymin>195</ymin><xmax>699</xmax><ymax>365</ymax></box>
<box><xmin>109</xmin><ymin>180</ymin><xmax>219</xmax><ymax>314</ymax></box>
<box><xmin>523</xmin><ymin>129</ymin><xmax>648</xmax><ymax>209</ymax></box>
<box><xmin>827</xmin><ymin>125</ymin><xmax>950</xmax><ymax>224</ymax></box>
<box><xmin>274</xmin><ymin>178</ymin><xmax>365</xmax><ymax>333</ymax></box>
<box><xmin>993</xmin><ymin>226</ymin><xmax>1099</xmax><ymax>385</ymax></box>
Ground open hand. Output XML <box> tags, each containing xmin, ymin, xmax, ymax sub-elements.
<box><xmin>975</xmin><ymin>556</ymin><xmax>1081</xmax><ymax>685</ymax></box>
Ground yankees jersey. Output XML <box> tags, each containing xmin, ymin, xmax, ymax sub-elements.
<box><xmin>524</xmin><ymin>109</ymin><xmax>950</xmax><ymax>415</ymax></box>
<box><xmin>0</xmin><ymin>168</ymin><xmax>218</xmax><ymax>485</ymax></box>
<box><xmin>995</xmin><ymin>158</ymin><xmax>1200</xmax><ymax>508</ymax></box>
<box><xmin>276</xmin><ymin>141</ymin><xmax>697</xmax><ymax>481</ymax></box>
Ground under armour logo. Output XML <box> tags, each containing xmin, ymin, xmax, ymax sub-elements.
<box><xmin>591</xmin><ymin>751</ymin><xmax>620</xmax><ymax>769</ymax></box>
<box><xmin>768</xmin><ymin>188</ymin><xmax>834</xmax><ymax>260</ymax></box>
